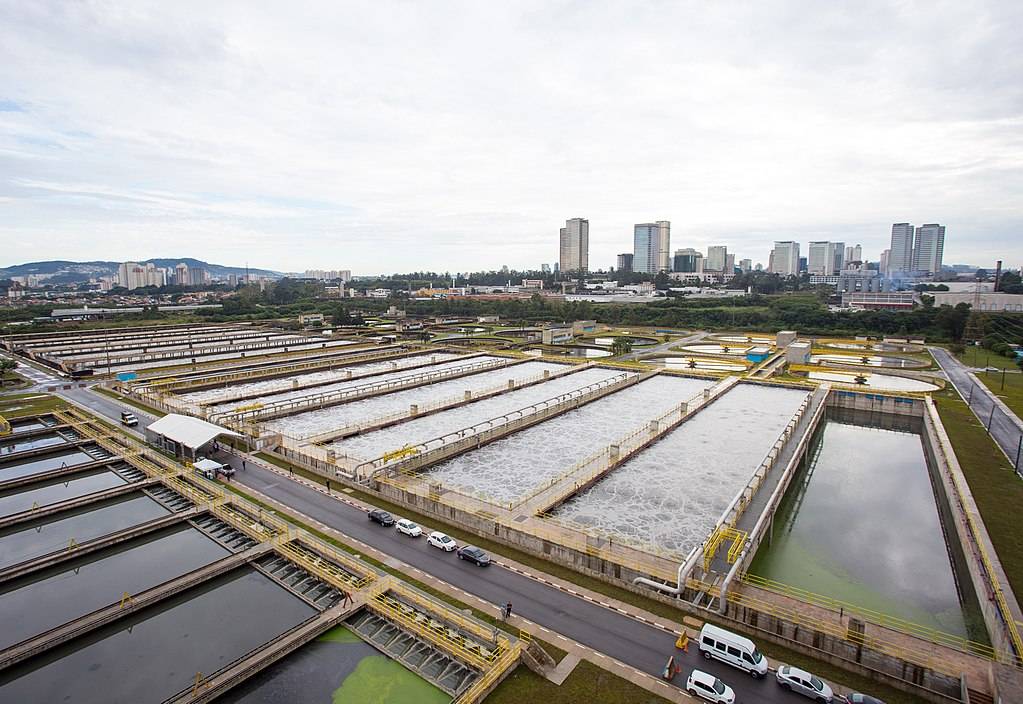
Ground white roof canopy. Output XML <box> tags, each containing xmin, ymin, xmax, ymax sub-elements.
<box><xmin>146</xmin><ymin>414</ymin><xmax>242</xmax><ymax>450</ymax></box>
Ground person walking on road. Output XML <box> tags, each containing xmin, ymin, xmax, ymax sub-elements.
<box><xmin>505</xmin><ymin>602</ymin><xmax>513</xmax><ymax>620</ymax></box>
<box><xmin>242</xmin><ymin>460</ymin><xmax>246</xmax><ymax>471</ymax></box>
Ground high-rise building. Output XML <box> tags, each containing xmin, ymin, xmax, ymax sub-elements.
<box><xmin>771</xmin><ymin>241</ymin><xmax>800</xmax><ymax>276</ymax></box>
<box><xmin>706</xmin><ymin>246</ymin><xmax>728</xmax><ymax>272</ymax></box>
<box><xmin>912</xmin><ymin>224</ymin><xmax>945</xmax><ymax>274</ymax></box>
<box><xmin>739</xmin><ymin>258</ymin><xmax>752</xmax><ymax>273</ymax></box>
<box><xmin>175</xmin><ymin>263</ymin><xmax>190</xmax><ymax>286</ymax></box>
<box><xmin>807</xmin><ymin>242</ymin><xmax>830</xmax><ymax>275</ymax></box>
<box><xmin>725</xmin><ymin>253</ymin><xmax>735</xmax><ymax>274</ymax></box>
<box><xmin>672</xmin><ymin>248</ymin><xmax>703</xmax><ymax>273</ymax></box>
<box><xmin>616</xmin><ymin>253</ymin><xmax>634</xmax><ymax>272</ymax></box>
<box><xmin>808</xmin><ymin>241</ymin><xmax>845</xmax><ymax>275</ymax></box>
<box><xmin>559</xmin><ymin>218</ymin><xmax>589</xmax><ymax>272</ymax></box>
<box><xmin>844</xmin><ymin>244</ymin><xmax>863</xmax><ymax>264</ymax></box>
<box><xmin>541</xmin><ymin>263</ymin><xmax>551</xmax><ymax>274</ymax></box>
<box><xmin>117</xmin><ymin>262</ymin><xmax>166</xmax><ymax>289</ymax></box>
<box><xmin>889</xmin><ymin>223</ymin><xmax>915</xmax><ymax>274</ymax></box>
<box><xmin>879</xmin><ymin>249</ymin><xmax>890</xmax><ymax>277</ymax></box>
<box><xmin>633</xmin><ymin>221</ymin><xmax>670</xmax><ymax>273</ymax></box>
<box><xmin>831</xmin><ymin>242</ymin><xmax>845</xmax><ymax>274</ymax></box>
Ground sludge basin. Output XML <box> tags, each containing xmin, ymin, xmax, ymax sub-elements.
<box><xmin>0</xmin><ymin>567</ymin><xmax>317</xmax><ymax>704</ymax></box>
<box><xmin>424</xmin><ymin>375</ymin><xmax>714</xmax><ymax>506</ymax></box>
<box><xmin>551</xmin><ymin>384</ymin><xmax>808</xmax><ymax>557</ymax></box>
<box><xmin>177</xmin><ymin>352</ymin><xmax>461</xmax><ymax>405</ymax></box>
<box><xmin>217</xmin><ymin>625</ymin><xmax>449</xmax><ymax>704</ymax></box>
<box><xmin>1</xmin><ymin>433</ymin><xmax>70</xmax><ymax>454</ymax></box>
<box><xmin>748</xmin><ymin>410</ymin><xmax>987</xmax><ymax>639</ymax></box>
<box><xmin>0</xmin><ymin>468</ymin><xmax>129</xmax><ymax>517</ymax></box>
<box><xmin>0</xmin><ymin>447</ymin><xmax>98</xmax><ymax>482</ymax></box>
<box><xmin>0</xmin><ymin>492</ymin><xmax>171</xmax><ymax>570</ymax></box>
<box><xmin>265</xmin><ymin>360</ymin><xmax>566</xmax><ymax>438</ymax></box>
<box><xmin>330</xmin><ymin>366</ymin><xmax>622</xmax><ymax>460</ymax></box>
<box><xmin>0</xmin><ymin>523</ymin><xmax>230</xmax><ymax>650</ymax></box>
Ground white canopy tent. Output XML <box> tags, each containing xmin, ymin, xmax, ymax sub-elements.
<box><xmin>145</xmin><ymin>413</ymin><xmax>242</xmax><ymax>460</ymax></box>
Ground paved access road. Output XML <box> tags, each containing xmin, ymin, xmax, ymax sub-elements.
<box><xmin>58</xmin><ymin>384</ymin><xmax>847</xmax><ymax>703</ymax></box>
<box><xmin>930</xmin><ymin>346</ymin><xmax>1023</xmax><ymax>469</ymax></box>
<box><xmin>225</xmin><ymin>457</ymin><xmax>814</xmax><ymax>704</ymax></box>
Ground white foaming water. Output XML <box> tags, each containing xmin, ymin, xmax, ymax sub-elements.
<box><xmin>204</xmin><ymin>356</ymin><xmax>502</xmax><ymax>414</ymax></box>
<box><xmin>332</xmin><ymin>366</ymin><xmax>625</xmax><ymax>460</ymax></box>
<box><xmin>425</xmin><ymin>376</ymin><xmax>715</xmax><ymax>505</ymax></box>
<box><xmin>808</xmin><ymin>371</ymin><xmax>938</xmax><ymax>392</ymax></box>
<box><xmin>552</xmin><ymin>384</ymin><xmax>809</xmax><ymax>557</ymax></box>
<box><xmin>266</xmin><ymin>360</ymin><xmax>567</xmax><ymax>437</ymax></box>
<box><xmin>179</xmin><ymin>352</ymin><xmax>460</xmax><ymax>404</ymax></box>
<box><xmin>87</xmin><ymin>339</ymin><xmax>357</xmax><ymax>371</ymax></box>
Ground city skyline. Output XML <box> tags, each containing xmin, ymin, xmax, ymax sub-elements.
<box><xmin>1</xmin><ymin>2</ymin><xmax>1020</xmax><ymax>272</ymax></box>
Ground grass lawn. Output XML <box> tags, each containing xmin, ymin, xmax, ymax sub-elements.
<box><xmin>956</xmin><ymin>346</ymin><xmax>1021</xmax><ymax>371</ymax></box>
<box><xmin>0</xmin><ymin>371</ymin><xmax>31</xmax><ymax>390</ymax></box>
<box><xmin>932</xmin><ymin>389</ymin><xmax>1023</xmax><ymax>596</ymax></box>
<box><xmin>92</xmin><ymin>386</ymin><xmax>168</xmax><ymax>417</ymax></box>
<box><xmin>252</xmin><ymin>452</ymin><xmax>919</xmax><ymax>704</ymax></box>
<box><xmin>488</xmin><ymin>659</ymin><xmax>670</xmax><ymax>704</ymax></box>
<box><xmin>0</xmin><ymin>392</ymin><xmax>63</xmax><ymax>418</ymax></box>
<box><xmin>974</xmin><ymin>367</ymin><xmax>1023</xmax><ymax>419</ymax></box>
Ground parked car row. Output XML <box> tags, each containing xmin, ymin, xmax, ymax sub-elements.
<box><xmin>368</xmin><ymin>510</ymin><xmax>491</xmax><ymax>566</ymax></box>
<box><xmin>367</xmin><ymin>509</ymin><xmax>881</xmax><ymax>704</ymax></box>
<box><xmin>689</xmin><ymin>624</ymin><xmax>881</xmax><ymax>704</ymax></box>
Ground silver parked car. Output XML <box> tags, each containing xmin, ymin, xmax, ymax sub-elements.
<box><xmin>776</xmin><ymin>665</ymin><xmax>833</xmax><ymax>703</ymax></box>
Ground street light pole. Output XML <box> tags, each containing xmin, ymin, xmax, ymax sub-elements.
<box><xmin>987</xmin><ymin>404</ymin><xmax>996</xmax><ymax>432</ymax></box>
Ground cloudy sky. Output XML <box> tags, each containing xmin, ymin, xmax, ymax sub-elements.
<box><xmin>1</xmin><ymin>1</ymin><xmax>1021</xmax><ymax>274</ymax></box>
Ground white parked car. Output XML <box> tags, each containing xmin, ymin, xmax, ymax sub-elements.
<box><xmin>426</xmin><ymin>531</ymin><xmax>457</xmax><ymax>552</ymax></box>
<box><xmin>776</xmin><ymin>665</ymin><xmax>833</xmax><ymax>703</ymax></box>
<box><xmin>395</xmin><ymin>519</ymin><xmax>422</xmax><ymax>537</ymax></box>
<box><xmin>686</xmin><ymin>669</ymin><xmax>735</xmax><ymax>704</ymax></box>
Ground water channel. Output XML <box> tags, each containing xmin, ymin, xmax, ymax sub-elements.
<box><xmin>749</xmin><ymin>412</ymin><xmax>987</xmax><ymax>639</ymax></box>
<box><xmin>0</xmin><ymin>567</ymin><xmax>316</xmax><ymax>704</ymax></box>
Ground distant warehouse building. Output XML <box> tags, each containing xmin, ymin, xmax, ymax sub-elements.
<box><xmin>842</xmin><ymin>292</ymin><xmax>916</xmax><ymax>311</ymax></box>
<box><xmin>927</xmin><ymin>292</ymin><xmax>1023</xmax><ymax>312</ymax></box>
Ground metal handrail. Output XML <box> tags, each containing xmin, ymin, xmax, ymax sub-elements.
<box><xmin>209</xmin><ymin>357</ymin><xmax>515</xmax><ymax>423</ymax></box>
<box><xmin>358</xmin><ymin>371</ymin><xmax>638</xmax><ymax>478</ymax></box>
<box><xmin>923</xmin><ymin>397</ymin><xmax>1023</xmax><ymax>664</ymax></box>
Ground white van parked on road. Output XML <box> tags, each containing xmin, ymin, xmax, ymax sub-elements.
<box><xmin>698</xmin><ymin>624</ymin><xmax>769</xmax><ymax>678</ymax></box>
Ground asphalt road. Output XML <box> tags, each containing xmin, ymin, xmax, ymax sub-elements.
<box><xmin>930</xmin><ymin>347</ymin><xmax>1023</xmax><ymax>469</ymax></box>
<box><xmin>224</xmin><ymin>457</ymin><xmax>805</xmax><ymax>704</ymax></box>
<box><xmin>47</xmin><ymin>383</ymin><xmax>839</xmax><ymax>703</ymax></box>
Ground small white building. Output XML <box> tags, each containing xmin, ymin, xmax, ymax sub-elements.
<box><xmin>145</xmin><ymin>414</ymin><xmax>242</xmax><ymax>460</ymax></box>
<box><xmin>785</xmin><ymin>342</ymin><xmax>812</xmax><ymax>365</ymax></box>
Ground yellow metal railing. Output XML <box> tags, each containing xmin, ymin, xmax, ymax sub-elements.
<box><xmin>724</xmin><ymin>587</ymin><xmax>971</xmax><ymax>678</ymax></box>
<box><xmin>385</xmin><ymin>581</ymin><xmax>497</xmax><ymax>644</ymax></box>
<box><xmin>703</xmin><ymin>525</ymin><xmax>747</xmax><ymax>571</ymax></box>
<box><xmin>740</xmin><ymin>573</ymin><xmax>1019</xmax><ymax>664</ymax></box>
<box><xmin>275</xmin><ymin>540</ymin><xmax>374</xmax><ymax>591</ymax></box>
<box><xmin>370</xmin><ymin>591</ymin><xmax>507</xmax><ymax>670</ymax></box>
<box><xmin>0</xmin><ymin>415</ymin><xmax>10</xmax><ymax>436</ymax></box>
<box><xmin>925</xmin><ymin>398</ymin><xmax>1023</xmax><ymax>664</ymax></box>
<box><xmin>452</xmin><ymin>640</ymin><xmax>522</xmax><ymax>704</ymax></box>
<box><xmin>212</xmin><ymin>502</ymin><xmax>288</xmax><ymax>541</ymax></box>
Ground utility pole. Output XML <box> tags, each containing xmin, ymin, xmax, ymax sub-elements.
<box><xmin>987</xmin><ymin>404</ymin><xmax>996</xmax><ymax>432</ymax></box>
<box><xmin>1016</xmin><ymin>435</ymin><xmax>1022</xmax><ymax>477</ymax></box>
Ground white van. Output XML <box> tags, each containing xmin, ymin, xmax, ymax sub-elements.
<box><xmin>698</xmin><ymin>624</ymin><xmax>769</xmax><ymax>678</ymax></box>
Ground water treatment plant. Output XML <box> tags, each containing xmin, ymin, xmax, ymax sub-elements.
<box><xmin>1</xmin><ymin>319</ymin><xmax>1021</xmax><ymax>704</ymax></box>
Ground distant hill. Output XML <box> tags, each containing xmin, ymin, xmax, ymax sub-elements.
<box><xmin>0</xmin><ymin>258</ymin><xmax>282</xmax><ymax>282</ymax></box>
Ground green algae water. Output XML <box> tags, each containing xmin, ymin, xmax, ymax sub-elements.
<box><xmin>749</xmin><ymin>416</ymin><xmax>987</xmax><ymax>641</ymax></box>
<box><xmin>333</xmin><ymin>653</ymin><xmax>449</xmax><ymax>704</ymax></box>
<box><xmin>219</xmin><ymin>625</ymin><xmax>449</xmax><ymax>703</ymax></box>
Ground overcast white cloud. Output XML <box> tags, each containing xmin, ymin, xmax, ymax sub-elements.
<box><xmin>1</xmin><ymin>0</ymin><xmax>1021</xmax><ymax>273</ymax></box>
